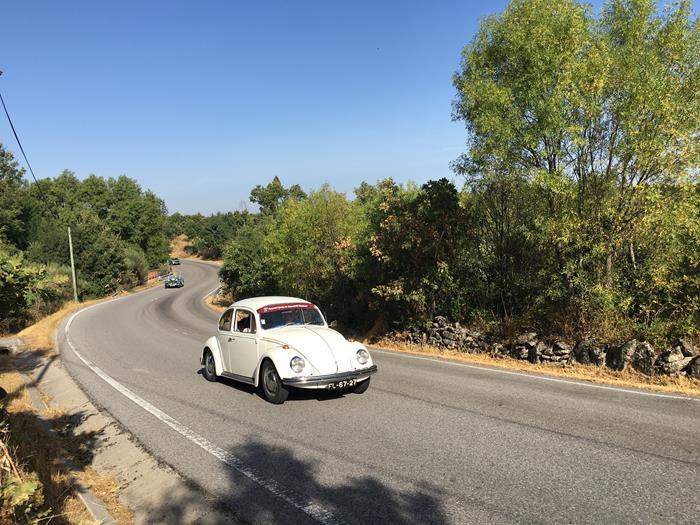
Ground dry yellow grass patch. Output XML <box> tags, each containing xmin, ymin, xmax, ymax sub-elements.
<box><xmin>8</xmin><ymin>280</ymin><xmax>164</xmax><ymax>523</ymax></box>
<box><xmin>204</xmin><ymin>287</ymin><xmax>233</xmax><ymax>314</ymax></box>
<box><xmin>0</xmin><ymin>363</ymin><xmax>115</xmax><ymax>524</ymax></box>
<box><xmin>18</xmin><ymin>300</ymin><xmax>102</xmax><ymax>353</ymax></box>
<box><xmin>170</xmin><ymin>234</ymin><xmax>192</xmax><ymax>258</ymax></box>
<box><xmin>204</xmin><ymin>294</ymin><xmax>227</xmax><ymax>313</ymax></box>
<box><xmin>372</xmin><ymin>339</ymin><xmax>700</xmax><ymax>398</ymax></box>
<box><xmin>170</xmin><ymin>234</ymin><xmax>224</xmax><ymax>265</ymax></box>
<box><xmin>79</xmin><ymin>466</ymin><xmax>133</xmax><ymax>525</ymax></box>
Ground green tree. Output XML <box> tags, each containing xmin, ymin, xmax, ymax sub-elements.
<box><xmin>166</xmin><ymin>212</ymin><xmax>206</xmax><ymax>243</ymax></box>
<box><xmin>104</xmin><ymin>176</ymin><xmax>170</xmax><ymax>267</ymax></box>
<box><xmin>453</xmin><ymin>0</ymin><xmax>700</xmax><ymax>339</ymax></box>
<box><xmin>0</xmin><ymin>144</ymin><xmax>30</xmax><ymax>249</ymax></box>
<box><xmin>358</xmin><ymin>179</ymin><xmax>474</xmax><ymax>325</ymax></box>
<box><xmin>264</xmin><ymin>185</ymin><xmax>362</xmax><ymax>318</ymax></box>
<box><xmin>220</xmin><ymin>218</ymin><xmax>278</xmax><ymax>299</ymax></box>
<box><xmin>193</xmin><ymin>211</ymin><xmax>249</xmax><ymax>259</ymax></box>
<box><xmin>463</xmin><ymin>173</ymin><xmax>541</xmax><ymax>320</ymax></box>
<box><xmin>0</xmin><ymin>242</ymin><xmax>69</xmax><ymax>331</ymax></box>
<box><xmin>122</xmin><ymin>245</ymin><xmax>149</xmax><ymax>288</ymax></box>
<box><xmin>249</xmin><ymin>176</ymin><xmax>306</xmax><ymax>215</ymax></box>
<box><xmin>26</xmin><ymin>208</ymin><xmax>132</xmax><ymax>297</ymax></box>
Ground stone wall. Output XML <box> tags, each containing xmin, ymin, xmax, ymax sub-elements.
<box><xmin>400</xmin><ymin>316</ymin><xmax>700</xmax><ymax>379</ymax></box>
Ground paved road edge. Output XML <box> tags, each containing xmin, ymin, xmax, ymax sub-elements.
<box><xmin>49</xmin><ymin>282</ymin><xmax>240</xmax><ymax>523</ymax></box>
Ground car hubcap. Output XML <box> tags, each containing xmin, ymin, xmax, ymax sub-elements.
<box><xmin>264</xmin><ymin>368</ymin><xmax>278</xmax><ymax>394</ymax></box>
<box><xmin>206</xmin><ymin>354</ymin><xmax>214</xmax><ymax>376</ymax></box>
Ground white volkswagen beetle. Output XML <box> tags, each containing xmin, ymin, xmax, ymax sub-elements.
<box><xmin>200</xmin><ymin>296</ymin><xmax>377</xmax><ymax>404</ymax></box>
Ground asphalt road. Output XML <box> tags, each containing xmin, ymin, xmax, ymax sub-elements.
<box><xmin>59</xmin><ymin>260</ymin><xmax>700</xmax><ymax>524</ymax></box>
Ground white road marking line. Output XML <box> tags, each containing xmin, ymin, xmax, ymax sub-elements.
<box><xmin>371</xmin><ymin>348</ymin><xmax>698</xmax><ymax>401</ymax></box>
<box><xmin>64</xmin><ymin>307</ymin><xmax>341</xmax><ymax>525</ymax></box>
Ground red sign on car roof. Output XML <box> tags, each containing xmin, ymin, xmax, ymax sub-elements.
<box><xmin>257</xmin><ymin>302</ymin><xmax>315</xmax><ymax>314</ymax></box>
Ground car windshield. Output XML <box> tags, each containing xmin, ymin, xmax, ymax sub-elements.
<box><xmin>259</xmin><ymin>307</ymin><xmax>325</xmax><ymax>330</ymax></box>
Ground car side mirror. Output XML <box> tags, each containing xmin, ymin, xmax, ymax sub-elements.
<box><xmin>329</xmin><ymin>320</ymin><xmax>338</xmax><ymax>329</ymax></box>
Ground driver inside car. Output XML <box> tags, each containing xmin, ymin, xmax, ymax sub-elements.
<box><xmin>236</xmin><ymin>311</ymin><xmax>256</xmax><ymax>333</ymax></box>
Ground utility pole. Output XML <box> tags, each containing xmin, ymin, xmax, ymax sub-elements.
<box><xmin>68</xmin><ymin>226</ymin><xmax>79</xmax><ymax>302</ymax></box>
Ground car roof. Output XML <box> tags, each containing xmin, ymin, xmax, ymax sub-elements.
<box><xmin>230</xmin><ymin>296</ymin><xmax>314</xmax><ymax>312</ymax></box>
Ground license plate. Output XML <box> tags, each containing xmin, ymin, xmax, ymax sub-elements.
<box><xmin>327</xmin><ymin>379</ymin><xmax>357</xmax><ymax>390</ymax></box>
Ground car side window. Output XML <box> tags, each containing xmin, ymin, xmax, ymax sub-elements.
<box><xmin>219</xmin><ymin>309</ymin><xmax>233</xmax><ymax>332</ymax></box>
<box><xmin>234</xmin><ymin>310</ymin><xmax>256</xmax><ymax>334</ymax></box>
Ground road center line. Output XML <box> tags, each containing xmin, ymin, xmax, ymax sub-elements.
<box><xmin>64</xmin><ymin>304</ymin><xmax>341</xmax><ymax>525</ymax></box>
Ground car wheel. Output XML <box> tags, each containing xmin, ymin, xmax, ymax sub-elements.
<box><xmin>260</xmin><ymin>360</ymin><xmax>289</xmax><ymax>404</ymax></box>
<box><xmin>203</xmin><ymin>350</ymin><xmax>218</xmax><ymax>382</ymax></box>
<box><xmin>352</xmin><ymin>377</ymin><xmax>371</xmax><ymax>394</ymax></box>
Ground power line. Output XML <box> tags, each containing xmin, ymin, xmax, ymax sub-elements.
<box><xmin>0</xmin><ymin>71</ymin><xmax>78</xmax><ymax>300</ymax></box>
<box><xmin>0</xmin><ymin>71</ymin><xmax>54</xmax><ymax>215</ymax></box>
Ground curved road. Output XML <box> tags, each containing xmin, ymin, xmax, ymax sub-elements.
<box><xmin>59</xmin><ymin>261</ymin><xmax>699</xmax><ymax>524</ymax></box>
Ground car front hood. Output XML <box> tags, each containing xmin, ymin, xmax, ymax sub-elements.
<box><xmin>263</xmin><ymin>325</ymin><xmax>353</xmax><ymax>374</ymax></box>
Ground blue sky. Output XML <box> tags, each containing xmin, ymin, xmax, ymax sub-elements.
<box><xmin>1</xmin><ymin>1</ymin><xmax>696</xmax><ymax>213</ymax></box>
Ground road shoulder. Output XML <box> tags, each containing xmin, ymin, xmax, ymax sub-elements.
<box><xmin>370</xmin><ymin>342</ymin><xmax>700</xmax><ymax>398</ymax></box>
<box><xmin>10</xmin><ymin>280</ymin><xmax>239</xmax><ymax>524</ymax></box>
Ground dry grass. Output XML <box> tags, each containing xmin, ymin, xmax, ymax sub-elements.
<box><xmin>18</xmin><ymin>300</ymin><xmax>102</xmax><ymax>354</ymax></box>
<box><xmin>204</xmin><ymin>287</ymin><xmax>234</xmax><ymax>314</ymax></box>
<box><xmin>170</xmin><ymin>234</ymin><xmax>192</xmax><ymax>258</ymax></box>
<box><xmin>372</xmin><ymin>339</ymin><xmax>700</xmax><ymax>397</ymax></box>
<box><xmin>204</xmin><ymin>295</ymin><xmax>227</xmax><ymax>313</ymax></box>
<box><xmin>6</xmin><ymin>278</ymin><xmax>166</xmax><ymax>523</ymax></box>
<box><xmin>79</xmin><ymin>467</ymin><xmax>133</xmax><ymax>525</ymax></box>
<box><xmin>170</xmin><ymin>234</ymin><xmax>224</xmax><ymax>265</ymax></box>
<box><xmin>0</xmin><ymin>361</ymin><xmax>127</xmax><ymax>524</ymax></box>
<box><xmin>37</xmin><ymin>408</ymin><xmax>131</xmax><ymax>525</ymax></box>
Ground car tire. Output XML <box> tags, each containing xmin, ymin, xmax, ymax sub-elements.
<box><xmin>203</xmin><ymin>350</ymin><xmax>218</xmax><ymax>382</ymax></box>
<box><xmin>260</xmin><ymin>360</ymin><xmax>289</xmax><ymax>404</ymax></box>
<box><xmin>352</xmin><ymin>377</ymin><xmax>371</xmax><ymax>394</ymax></box>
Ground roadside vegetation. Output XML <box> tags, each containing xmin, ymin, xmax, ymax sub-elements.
<box><xmin>375</xmin><ymin>340</ymin><xmax>700</xmax><ymax>397</ymax></box>
<box><xmin>0</xmin><ymin>144</ymin><xmax>170</xmax><ymax>333</ymax></box>
<box><xmin>0</xmin><ymin>353</ymin><xmax>133</xmax><ymax>524</ymax></box>
<box><xmin>172</xmin><ymin>0</ymin><xmax>699</xmax><ymax>350</ymax></box>
<box><xmin>1</xmin><ymin>1</ymin><xmax>698</xmax><ymax>520</ymax></box>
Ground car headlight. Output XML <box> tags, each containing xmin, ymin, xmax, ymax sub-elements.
<box><xmin>290</xmin><ymin>356</ymin><xmax>305</xmax><ymax>373</ymax></box>
<box><xmin>356</xmin><ymin>349</ymin><xmax>369</xmax><ymax>365</ymax></box>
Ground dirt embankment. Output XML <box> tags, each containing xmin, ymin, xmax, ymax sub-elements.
<box><xmin>170</xmin><ymin>234</ymin><xmax>223</xmax><ymax>265</ymax></box>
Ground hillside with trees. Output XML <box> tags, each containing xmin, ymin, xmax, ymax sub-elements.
<box><xmin>4</xmin><ymin>0</ymin><xmax>698</xmax><ymax>346</ymax></box>
<box><xmin>0</xmin><ymin>143</ymin><xmax>170</xmax><ymax>332</ymax></box>
<box><xmin>171</xmin><ymin>0</ymin><xmax>699</xmax><ymax>346</ymax></box>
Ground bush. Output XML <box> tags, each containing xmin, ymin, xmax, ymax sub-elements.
<box><xmin>0</xmin><ymin>243</ymin><xmax>70</xmax><ymax>332</ymax></box>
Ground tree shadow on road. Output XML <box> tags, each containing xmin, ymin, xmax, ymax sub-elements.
<box><xmin>226</xmin><ymin>437</ymin><xmax>448</xmax><ymax>524</ymax></box>
<box><xmin>147</xmin><ymin>435</ymin><xmax>448</xmax><ymax>524</ymax></box>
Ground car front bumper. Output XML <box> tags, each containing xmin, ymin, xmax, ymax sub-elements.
<box><xmin>282</xmin><ymin>365</ymin><xmax>378</xmax><ymax>388</ymax></box>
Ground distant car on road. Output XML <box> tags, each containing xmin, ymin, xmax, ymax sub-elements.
<box><xmin>200</xmin><ymin>296</ymin><xmax>377</xmax><ymax>404</ymax></box>
<box><xmin>169</xmin><ymin>258</ymin><xmax>181</xmax><ymax>265</ymax></box>
<box><xmin>164</xmin><ymin>275</ymin><xmax>184</xmax><ymax>288</ymax></box>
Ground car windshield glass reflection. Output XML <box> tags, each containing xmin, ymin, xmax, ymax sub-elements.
<box><xmin>260</xmin><ymin>308</ymin><xmax>324</xmax><ymax>330</ymax></box>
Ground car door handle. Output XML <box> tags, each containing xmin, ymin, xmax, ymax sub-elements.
<box><xmin>228</xmin><ymin>337</ymin><xmax>235</xmax><ymax>342</ymax></box>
